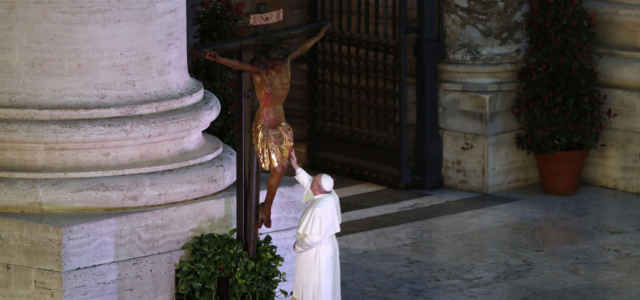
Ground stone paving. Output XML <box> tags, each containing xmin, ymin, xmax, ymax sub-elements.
<box><xmin>337</xmin><ymin>185</ymin><xmax>640</xmax><ymax>300</ymax></box>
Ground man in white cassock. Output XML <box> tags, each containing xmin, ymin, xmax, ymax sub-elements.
<box><xmin>289</xmin><ymin>151</ymin><xmax>342</xmax><ymax>300</ymax></box>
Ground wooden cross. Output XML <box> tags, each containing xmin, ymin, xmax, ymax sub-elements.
<box><xmin>199</xmin><ymin>10</ymin><xmax>329</xmax><ymax>259</ymax></box>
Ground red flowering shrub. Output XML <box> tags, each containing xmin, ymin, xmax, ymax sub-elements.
<box><xmin>513</xmin><ymin>0</ymin><xmax>610</xmax><ymax>154</ymax></box>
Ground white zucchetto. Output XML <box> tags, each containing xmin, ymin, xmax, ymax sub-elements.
<box><xmin>319</xmin><ymin>174</ymin><xmax>334</xmax><ymax>193</ymax></box>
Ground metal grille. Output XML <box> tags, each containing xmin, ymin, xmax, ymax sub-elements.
<box><xmin>310</xmin><ymin>0</ymin><xmax>409</xmax><ymax>186</ymax></box>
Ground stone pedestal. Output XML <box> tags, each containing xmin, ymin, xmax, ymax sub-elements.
<box><xmin>440</xmin><ymin>0</ymin><xmax>536</xmax><ymax>193</ymax></box>
<box><xmin>0</xmin><ymin>0</ymin><xmax>236</xmax><ymax>298</ymax></box>
<box><xmin>585</xmin><ymin>0</ymin><xmax>640</xmax><ymax>193</ymax></box>
<box><xmin>0</xmin><ymin>187</ymin><xmax>235</xmax><ymax>300</ymax></box>
<box><xmin>0</xmin><ymin>175</ymin><xmax>306</xmax><ymax>300</ymax></box>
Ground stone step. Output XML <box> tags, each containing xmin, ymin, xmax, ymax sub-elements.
<box><xmin>338</xmin><ymin>194</ymin><xmax>517</xmax><ymax>237</ymax></box>
<box><xmin>340</xmin><ymin>189</ymin><xmax>478</xmax><ymax>224</ymax></box>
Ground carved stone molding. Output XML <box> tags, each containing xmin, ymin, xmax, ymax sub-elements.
<box><xmin>442</xmin><ymin>0</ymin><xmax>528</xmax><ymax>64</ymax></box>
<box><xmin>0</xmin><ymin>0</ymin><xmax>235</xmax><ymax>211</ymax></box>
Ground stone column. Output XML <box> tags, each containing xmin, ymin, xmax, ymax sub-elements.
<box><xmin>584</xmin><ymin>0</ymin><xmax>640</xmax><ymax>193</ymax></box>
<box><xmin>439</xmin><ymin>0</ymin><xmax>537</xmax><ymax>193</ymax></box>
<box><xmin>0</xmin><ymin>0</ymin><xmax>235</xmax><ymax>212</ymax></box>
<box><xmin>0</xmin><ymin>1</ymin><xmax>236</xmax><ymax>298</ymax></box>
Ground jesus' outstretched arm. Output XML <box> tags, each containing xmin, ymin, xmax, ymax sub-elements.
<box><xmin>202</xmin><ymin>50</ymin><xmax>262</xmax><ymax>73</ymax></box>
<box><xmin>287</xmin><ymin>24</ymin><xmax>330</xmax><ymax>63</ymax></box>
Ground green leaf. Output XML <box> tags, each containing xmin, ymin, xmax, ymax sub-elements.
<box><xmin>175</xmin><ymin>230</ymin><xmax>286</xmax><ymax>300</ymax></box>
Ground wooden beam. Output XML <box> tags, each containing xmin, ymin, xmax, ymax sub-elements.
<box><xmin>200</xmin><ymin>20</ymin><xmax>330</xmax><ymax>51</ymax></box>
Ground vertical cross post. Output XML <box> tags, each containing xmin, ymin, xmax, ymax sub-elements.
<box><xmin>415</xmin><ymin>0</ymin><xmax>443</xmax><ymax>189</ymax></box>
<box><xmin>246</xmin><ymin>78</ymin><xmax>259</xmax><ymax>257</ymax></box>
<box><xmin>235</xmin><ymin>66</ymin><xmax>246</xmax><ymax>246</ymax></box>
<box><xmin>236</xmin><ymin>69</ymin><xmax>259</xmax><ymax>258</ymax></box>
<box><xmin>229</xmin><ymin>52</ymin><xmax>255</xmax><ymax>300</ymax></box>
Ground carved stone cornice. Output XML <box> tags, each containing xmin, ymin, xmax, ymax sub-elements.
<box><xmin>0</xmin><ymin>0</ymin><xmax>235</xmax><ymax>211</ymax></box>
<box><xmin>442</xmin><ymin>0</ymin><xmax>528</xmax><ymax>64</ymax></box>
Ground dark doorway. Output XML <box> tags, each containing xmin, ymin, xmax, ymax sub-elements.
<box><xmin>308</xmin><ymin>0</ymin><xmax>442</xmax><ymax>188</ymax></box>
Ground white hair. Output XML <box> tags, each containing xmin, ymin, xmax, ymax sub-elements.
<box><xmin>319</xmin><ymin>174</ymin><xmax>334</xmax><ymax>193</ymax></box>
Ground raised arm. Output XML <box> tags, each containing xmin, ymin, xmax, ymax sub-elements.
<box><xmin>202</xmin><ymin>50</ymin><xmax>261</xmax><ymax>73</ymax></box>
<box><xmin>290</xmin><ymin>151</ymin><xmax>312</xmax><ymax>189</ymax></box>
<box><xmin>287</xmin><ymin>24</ymin><xmax>330</xmax><ymax>63</ymax></box>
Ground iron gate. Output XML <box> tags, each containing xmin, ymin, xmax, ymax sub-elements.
<box><xmin>309</xmin><ymin>0</ymin><xmax>442</xmax><ymax>188</ymax></box>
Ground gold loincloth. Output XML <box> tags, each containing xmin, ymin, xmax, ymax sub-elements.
<box><xmin>253</xmin><ymin>121</ymin><xmax>294</xmax><ymax>171</ymax></box>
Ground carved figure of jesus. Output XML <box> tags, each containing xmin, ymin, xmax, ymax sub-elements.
<box><xmin>202</xmin><ymin>24</ymin><xmax>329</xmax><ymax>228</ymax></box>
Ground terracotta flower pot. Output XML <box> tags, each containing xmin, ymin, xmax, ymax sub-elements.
<box><xmin>535</xmin><ymin>150</ymin><xmax>589</xmax><ymax>195</ymax></box>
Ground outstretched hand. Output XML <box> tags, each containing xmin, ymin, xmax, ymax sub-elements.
<box><xmin>290</xmin><ymin>150</ymin><xmax>299</xmax><ymax>169</ymax></box>
<box><xmin>319</xmin><ymin>23</ymin><xmax>330</xmax><ymax>36</ymax></box>
<box><xmin>203</xmin><ymin>50</ymin><xmax>219</xmax><ymax>61</ymax></box>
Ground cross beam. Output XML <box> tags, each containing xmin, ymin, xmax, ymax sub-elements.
<box><xmin>200</xmin><ymin>20</ymin><xmax>330</xmax><ymax>51</ymax></box>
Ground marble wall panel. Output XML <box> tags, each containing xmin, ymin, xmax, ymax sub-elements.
<box><xmin>583</xmin><ymin>129</ymin><xmax>640</xmax><ymax>193</ymax></box>
<box><xmin>585</xmin><ymin>0</ymin><xmax>640</xmax><ymax>193</ymax></box>
<box><xmin>443</xmin><ymin>130</ymin><xmax>537</xmax><ymax>193</ymax></box>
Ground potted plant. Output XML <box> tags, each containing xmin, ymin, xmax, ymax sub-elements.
<box><xmin>175</xmin><ymin>229</ymin><xmax>290</xmax><ymax>300</ymax></box>
<box><xmin>512</xmin><ymin>0</ymin><xmax>614</xmax><ymax>195</ymax></box>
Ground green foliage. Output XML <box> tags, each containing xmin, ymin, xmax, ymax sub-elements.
<box><xmin>175</xmin><ymin>229</ymin><xmax>289</xmax><ymax>300</ymax></box>
<box><xmin>191</xmin><ymin>0</ymin><xmax>246</xmax><ymax>148</ymax></box>
<box><xmin>512</xmin><ymin>0</ymin><xmax>613</xmax><ymax>154</ymax></box>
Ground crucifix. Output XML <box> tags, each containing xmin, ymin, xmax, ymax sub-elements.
<box><xmin>195</xmin><ymin>4</ymin><xmax>329</xmax><ymax>258</ymax></box>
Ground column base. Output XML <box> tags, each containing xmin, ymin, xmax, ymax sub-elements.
<box><xmin>442</xmin><ymin>130</ymin><xmax>538</xmax><ymax>193</ymax></box>
<box><xmin>0</xmin><ymin>187</ymin><xmax>236</xmax><ymax>300</ymax></box>
<box><xmin>0</xmin><ymin>144</ymin><xmax>236</xmax><ymax>213</ymax></box>
<box><xmin>0</xmin><ymin>175</ymin><xmax>305</xmax><ymax>300</ymax></box>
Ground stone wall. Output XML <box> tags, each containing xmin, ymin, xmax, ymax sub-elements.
<box><xmin>439</xmin><ymin>0</ymin><xmax>538</xmax><ymax>193</ymax></box>
<box><xmin>584</xmin><ymin>0</ymin><xmax>640</xmax><ymax>193</ymax></box>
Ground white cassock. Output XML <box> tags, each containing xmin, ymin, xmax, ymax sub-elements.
<box><xmin>293</xmin><ymin>167</ymin><xmax>342</xmax><ymax>300</ymax></box>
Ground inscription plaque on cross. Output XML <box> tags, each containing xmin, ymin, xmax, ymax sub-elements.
<box><xmin>250</xmin><ymin>8</ymin><xmax>283</xmax><ymax>25</ymax></box>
